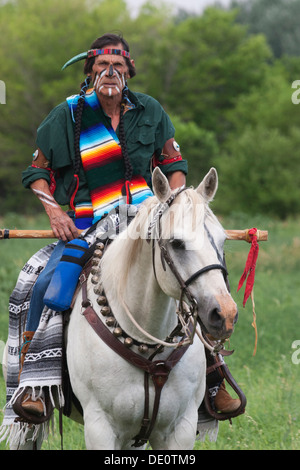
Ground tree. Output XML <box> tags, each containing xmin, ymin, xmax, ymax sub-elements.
<box><xmin>162</xmin><ymin>8</ymin><xmax>272</xmax><ymax>137</ymax></box>
<box><xmin>170</xmin><ymin>115</ymin><xmax>220</xmax><ymax>186</ymax></box>
<box><xmin>214</xmin><ymin>66</ymin><xmax>300</xmax><ymax>218</ymax></box>
<box><xmin>231</xmin><ymin>0</ymin><xmax>300</xmax><ymax>57</ymax></box>
<box><xmin>0</xmin><ymin>0</ymin><xmax>131</xmax><ymax>211</ymax></box>
<box><xmin>0</xmin><ymin>0</ymin><xmax>298</xmax><ymax>219</ymax></box>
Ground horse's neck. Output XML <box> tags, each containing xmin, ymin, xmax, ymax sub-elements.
<box><xmin>101</xmin><ymin>240</ymin><xmax>177</xmax><ymax>344</ymax></box>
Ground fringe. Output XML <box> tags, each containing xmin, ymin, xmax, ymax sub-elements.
<box><xmin>0</xmin><ymin>421</ymin><xmax>50</xmax><ymax>450</ymax></box>
<box><xmin>196</xmin><ymin>419</ymin><xmax>219</xmax><ymax>443</ymax></box>
<box><xmin>0</xmin><ymin>385</ymin><xmax>64</xmax><ymax>449</ymax></box>
<box><xmin>7</xmin><ymin>384</ymin><xmax>64</xmax><ymax>409</ymax></box>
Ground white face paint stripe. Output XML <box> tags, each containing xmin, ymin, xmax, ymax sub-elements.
<box><xmin>93</xmin><ymin>68</ymin><xmax>126</xmax><ymax>96</ymax></box>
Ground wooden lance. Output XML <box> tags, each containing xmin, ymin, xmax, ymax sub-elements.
<box><xmin>0</xmin><ymin>228</ymin><xmax>268</xmax><ymax>242</ymax></box>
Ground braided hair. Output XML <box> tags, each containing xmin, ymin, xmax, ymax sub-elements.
<box><xmin>68</xmin><ymin>76</ymin><xmax>91</xmax><ymax>209</ymax></box>
<box><xmin>119</xmin><ymin>86</ymin><xmax>133</xmax><ymax>204</ymax></box>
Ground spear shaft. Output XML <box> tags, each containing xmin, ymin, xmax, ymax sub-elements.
<box><xmin>0</xmin><ymin>228</ymin><xmax>268</xmax><ymax>242</ymax></box>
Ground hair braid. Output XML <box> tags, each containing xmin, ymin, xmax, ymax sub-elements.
<box><xmin>119</xmin><ymin>86</ymin><xmax>133</xmax><ymax>204</ymax></box>
<box><xmin>67</xmin><ymin>76</ymin><xmax>91</xmax><ymax>209</ymax></box>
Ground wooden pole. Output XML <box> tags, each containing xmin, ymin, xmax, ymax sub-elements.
<box><xmin>225</xmin><ymin>229</ymin><xmax>268</xmax><ymax>242</ymax></box>
<box><xmin>0</xmin><ymin>228</ymin><xmax>268</xmax><ymax>241</ymax></box>
<box><xmin>0</xmin><ymin>229</ymin><xmax>57</xmax><ymax>239</ymax></box>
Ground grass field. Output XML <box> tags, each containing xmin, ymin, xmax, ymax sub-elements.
<box><xmin>0</xmin><ymin>212</ymin><xmax>299</xmax><ymax>450</ymax></box>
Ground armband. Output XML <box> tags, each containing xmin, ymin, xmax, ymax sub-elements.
<box><xmin>153</xmin><ymin>138</ymin><xmax>182</xmax><ymax>167</ymax></box>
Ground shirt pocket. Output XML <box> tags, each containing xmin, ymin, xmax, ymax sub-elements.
<box><xmin>127</xmin><ymin>120</ymin><xmax>157</xmax><ymax>178</ymax></box>
<box><xmin>128</xmin><ymin>119</ymin><xmax>156</xmax><ymax>147</ymax></box>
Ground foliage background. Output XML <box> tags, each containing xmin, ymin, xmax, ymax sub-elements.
<box><xmin>0</xmin><ymin>0</ymin><xmax>300</xmax><ymax>218</ymax></box>
<box><xmin>0</xmin><ymin>0</ymin><xmax>300</xmax><ymax>451</ymax></box>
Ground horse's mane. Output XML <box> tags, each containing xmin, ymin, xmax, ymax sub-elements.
<box><xmin>100</xmin><ymin>187</ymin><xmax>223</xmax><ymax>299</ymax></box>
<box><xmin>100</xmin><ymin>194</ymin><xmax>158</xmax><ymax>298</ymax></box>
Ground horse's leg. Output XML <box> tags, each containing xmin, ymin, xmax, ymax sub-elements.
<box><xmin>149</xmin><ymin>405</ymin><xmax>198</xmax><ymax>450</ymax></box>
<box><xmin>83</xmin><ymin>402</ymin><xmax>118</xmax><ymax>450</ymax></box>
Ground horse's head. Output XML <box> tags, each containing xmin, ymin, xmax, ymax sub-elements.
<box><xmin>151</xmin><ymin>167</ymin><xmax>238</xmax><ymax>341</ymax></box>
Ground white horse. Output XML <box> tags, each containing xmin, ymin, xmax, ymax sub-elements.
<box><xmin>66</xmin><ymin>167</ymin><xmax>238</xmax><ymax>450</ymax></box>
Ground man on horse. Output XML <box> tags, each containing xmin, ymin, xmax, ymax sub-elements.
<box><xmin>16</xmin><ymin>33</ymin><xmax>241</xmax><ymax>423</ymax></box>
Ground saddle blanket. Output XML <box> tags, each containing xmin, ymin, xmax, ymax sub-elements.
<box><xmin>0</xmin><ymin>206</ymin><xmax>137</xmax><ymax>448</ymax></box>
<box><xmin>0</xmin><ymin>242</ymin><xmax>62</xmax><ymax>446</ymax></box>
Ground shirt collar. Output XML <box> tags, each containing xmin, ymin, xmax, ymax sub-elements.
<box><xmin>127</xmin><ymin>89</ymin><xmax>144</xmax><ymax>110</ymax></box>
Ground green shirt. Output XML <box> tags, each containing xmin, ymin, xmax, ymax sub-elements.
<box><xmin>22</xmin><ymin>90</ymin><xmax>188</xmax><ymax>207</ymax></box>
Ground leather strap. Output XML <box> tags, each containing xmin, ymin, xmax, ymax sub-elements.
<box><xmin>80</xmin><ymin>270</ymin><xmax>190</xmax><ymax>446</ymax></box>
<box><xmin>82</xmin><ymin>304</ymin><xmax>189</xmax><ymax>378</ymax></box>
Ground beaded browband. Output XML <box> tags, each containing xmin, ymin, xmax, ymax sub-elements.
<box><xmin>62</xmin><ymin>48</ymin><xmax>131</xmax><ymax>70</ymax></box>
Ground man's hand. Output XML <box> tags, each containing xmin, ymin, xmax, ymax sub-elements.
<box><xmin>30</xmin><ymin>179</ymin><xmax>79</xmax><ymax>241</ymax></box>
<box><xmin>47</xmin><ymin>205</ymin><xmax>79</xmax><ymax>241</ymax></box>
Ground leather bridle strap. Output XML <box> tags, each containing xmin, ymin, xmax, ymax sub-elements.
<box><xmin>151</xmin><ymin>188</ymin><xmax>228</xmax><ymax>305</ymax></box>
<box><xmin>158</xmin><ymin>238</ymin><xmax>227</xmax><ymax>305</ymax></box>
<box><xmin>184</xmin><ymin>264</ymin><xmax>228</xmax><ymax>288</ymax></box>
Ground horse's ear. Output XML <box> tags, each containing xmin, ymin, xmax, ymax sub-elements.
<box><xmin>152</xmin><ymin>167</ymin><xmax>172</xmax><ymax>203</ymax></box>
<box><xmin>196</xmin><ymin>167</ymin><xmax>218</xmax><ymax>202</ymax></box>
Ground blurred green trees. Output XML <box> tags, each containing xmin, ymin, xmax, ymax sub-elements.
<box><xmin>0</xmin><ymin>0</ymin><xmax>299</xmax><ymax>219</ymax></box>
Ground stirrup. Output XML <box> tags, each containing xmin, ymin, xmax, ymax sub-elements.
<box><xmin>13</xmin><ymin>387</ymin><xmax>54</xmax><ymax>425</ymax></box>
<box><xmin>205</xmin><ymin>355</ymin><xmax>247</xmax><ymax>421</ymax></box>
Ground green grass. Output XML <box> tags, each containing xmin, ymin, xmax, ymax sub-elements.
<box><xmin>0</xmin><ymin>213</ymin><xmax>299</xmax><ymax>450</ymax></box>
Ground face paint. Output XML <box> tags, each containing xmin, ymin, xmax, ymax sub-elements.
<box><xmin>93</xmin><ymin>66</ymin><xmax>126</xmax><ymax>98</ymax></box>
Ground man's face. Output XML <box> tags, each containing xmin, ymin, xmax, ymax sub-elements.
<box><xmin>91</xmin><ymin>45</ymin><xmax>130</xmax><ymax>99</ymax></box>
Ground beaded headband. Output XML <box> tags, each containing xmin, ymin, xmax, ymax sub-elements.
<box><xmin>62</xmin><ymin>48</ymin><xmax>131</xmax><ymax>70</ymax></box>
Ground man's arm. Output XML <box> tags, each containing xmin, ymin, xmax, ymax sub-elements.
<box><xmin>29</xmin><ymin>148</ymin><xmax>79</xmax><ymax>241</ymax></box>
<box><xmin>159</xmin><ymin>138</ymin><xmax>186</xmax><ymax>189</ymax></box>
<box><xmin>30</xmin><ymin>179</ymin><xmax>79</xmax><ymax>241</ymax></box>
<box><xmin>167</xmin><ymin>171</ymin><xmax>186</xmax><ymax>189</ymax></box>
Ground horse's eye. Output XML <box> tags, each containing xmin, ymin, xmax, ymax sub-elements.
<box><xmin>170</xmin><ymin>238</ymin><xmax>185</xmax><ymax>250</ymax></box>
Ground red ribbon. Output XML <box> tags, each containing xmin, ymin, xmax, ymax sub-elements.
<box><xmin>69</xmin><ymin>174</ymin><xmax>79</xmax><ymax>211</ymax></box>
<box><xmin>237</xmin><ymin>228</ymin><xmax>259</xmax><ymax>307</ymax></box>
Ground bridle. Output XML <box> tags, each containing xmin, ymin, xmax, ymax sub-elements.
<box><xmin>147</xmin><ymin>187</ymin><xmax>228</xmax><ymax>349</ymax></box>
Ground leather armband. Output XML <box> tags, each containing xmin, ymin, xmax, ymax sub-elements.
<box><xmin>153</xmin><ymin>138</ymin><xmax>182</xmax><ymax>167</ymax></box>
<box><xmin>32</xmin><ymin>149</ymin><xmax>50</xmax><ymax>168</ymax></box>
<box><xmin>31</xmin><ymin>149</ymin><xmax>56</xmax><ymax>194</ymax></box>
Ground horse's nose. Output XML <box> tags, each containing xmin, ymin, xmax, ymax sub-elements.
<box><xmin>208</xmin><ymin>307</ymin><xmax>224</xmax><ymax>331</ymax></box>
<box><xmin>207</xmin><ymin>299</ymin><xmax>238</xmax><ymax>339</ymax></box>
